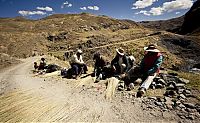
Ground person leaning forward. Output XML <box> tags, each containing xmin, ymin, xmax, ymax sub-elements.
<box><xmin>111</xmin><ymin>48</ymin><xmax>129</xmax><ymax>77</ymax></box>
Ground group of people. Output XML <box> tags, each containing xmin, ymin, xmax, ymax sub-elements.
<box><xmin>69</xmin><ymin>44</ymin><xmax>163</xmax><ymax>97</ymax></box>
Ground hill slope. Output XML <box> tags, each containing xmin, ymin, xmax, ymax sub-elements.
<box><xmin>139</xmin><ymin>16</ymin><xmax>184</xmax><ymax>32</ymax></box>
<box><xmin>0</xmin><ymin>13</ymin><xmax>200</xmax><ymax>71</ymax></box>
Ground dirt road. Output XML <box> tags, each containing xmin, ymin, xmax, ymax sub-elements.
<box><xmin>0</xmin><ymin>57</ymin><xmax>179</xmax><ymax>122</ymax></box>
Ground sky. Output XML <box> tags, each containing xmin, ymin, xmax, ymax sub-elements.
<box><xmin>0</xmin><ymin>0</ymin><xmax>196</xmax><ymax>22</ymax></box>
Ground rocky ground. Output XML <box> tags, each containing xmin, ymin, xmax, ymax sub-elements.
<box><xmin>0</xmin><ymin>56</ymin><xmax>199</xmax><ymax>122</ymax></box>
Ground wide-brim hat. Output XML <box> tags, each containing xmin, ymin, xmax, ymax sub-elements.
<box><xmin>145</xmin><ymin>49</ymin><xmax>160</xmax><ymax>52</ymax></box>
<box><xmin>116</xmin><ymin>48</ymin><xmax>124</xmax><ymax>56</ymax></box>
<box><xmin>144</xmin><ymin>44</ymin><xmax>160</xmax><ymax>53</ymax></box>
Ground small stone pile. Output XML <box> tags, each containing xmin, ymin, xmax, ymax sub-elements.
<box><xmin>146</xmin><ymin>73</ymin><xmax>200</xmax><ymax>120</ymax></box>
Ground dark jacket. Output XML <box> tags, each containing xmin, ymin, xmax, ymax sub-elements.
<box><xmin>94</xmin><ymin>56</ymin><xmax>108</xmax><ymax>70</ymax></box>
<box><xmin>111</xmin><ymin>55</ymin><xmax>129</xmax><ymax>72</ymax></box>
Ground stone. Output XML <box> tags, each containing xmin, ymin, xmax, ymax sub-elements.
<box><xmin>157</xmin><ymin>97</ymin><xmax>166</xmax><ymax>102</ymax></box>
<box><xmin>156</xmin><ymin>83</ymin><xmax>164</xmax><ymax>89</ymax></box>
<box><xmin>178</xmin><ymin>78</ymin><xmax>190</xmax><ymax>84</ymax></box>
<box><xmin>177</xmin><ymin>88</ymin><xmax>185</xmax><ymax>94</ymax></box>
<box><xmin>184</xmin><ymin>103</ymin><xmax>196</xmax><ymax>109</ymax></box>
<box><xmin>183</xmin><ymin>89</ymin><xmax>191</xmax><ymax>95</ymax></box>
<box><xmin>178</xmin><ymin>94</ymin><xmax>186</xmax><ymax>99</ymax></box>
<box><xmin>155</xmin><ymin>101</ymin><xmax>163</xmax><ymax>107</ymax></box>
<box><xmin>158</xmin><ymin>79</ymin><xmax>167</xmax><ymax>85</ymax></box>
<box><xmin>185</xmin><ymin>108</ymin><xmax>197</xmax><ymax>113</ymax></box>
<box><xmin>179</xmin><ymin>104</ymin><xmax>186</xmax><ymax>109</ymax></box>
<box><xmin>148</xmin><ymin>97</ymin><xmax>157</xmax><ymax>100</ymax></box>
<box><xmin>187</xmin><ymin>115</ymin><xmax>195</xmax><ymax>120</ymax></box>
<box><xmin>165</xmin><ymin>90</ymin><xmax>176</xmax><ymax>97</ymax></box>
<box><xmin>176</xmin><ymin>83</ymin><xmax>185</xmax><ymax>88</ymax></box>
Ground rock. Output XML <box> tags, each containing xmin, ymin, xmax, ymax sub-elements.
<box><xmin>184</xmin><ymin>103</ymin><xmax>196</xmax><ymax>109</ymax></box>
<box><xmin>179</xmin><ymin>104</ymin><xmax>186</xmax><ymax>109</ymax></box>
<box><xmin>155</xmin><ymin>101</ymin><xmax>163</xmax><ymax>107</ymax></box>
<box><xmin>175</xmin><ymin>83</ymin><xmax>186</xmax><ymax>89</ymax></box>
<box><xmin>185</xmin><ymin>108</ymin><xmax>197</xmax><ymax>113</ymax></box>
<box><xmin>183</xmin><ymin>89</ymin><xmax>191</xmax><ymax>95</ymax></box>
<box><xmin>178</xmin><ymin>78</ymin><xmax>190</xmax><ymax>84</ymax></box>
<box><xmin>178</xmin><ymin>94</ymin><xmax>186</xmax><ymax>99</ymax></box>
<box><xmin>158</xmin><ymin>79</ymin><xmax>167</xmax><ymax>85</ymax></box>
<box><xmin>157</xmin><ymin>97</ymin><xmax>166</xmax><ymax>102</ymax></box>
<box><xmin>187</xmin><ymin>115</ymin><xmax>195</xmax><ymax>120</ymax></box>
<box><xmin>148</xmin><ymin>97</ymin><xmax>157</xmax><ymax>100</ymax></box>
<box><xmin>165</xmin><ymin>90</ymin><xmax>176</xmax><ymax>97</ymax></box>
<box><xmin>177</xmin><ymin>88</ymin><xmax>185</xmax><ymax>94</ymax></box>
<box><xmin>156</xmin><ymin>83</ymin><xmax>164</xmax><ymax>89</ymax></box>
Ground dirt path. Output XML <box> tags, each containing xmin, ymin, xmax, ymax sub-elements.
<box><xmin>48</xmin><ymin>35</ymin><xmax>159</xmax><ymax>54</ymax></box>
<box><xmin>0</xmin><ymin>57</ymin><xmax>179</xmax><ymax>122</ymax></box>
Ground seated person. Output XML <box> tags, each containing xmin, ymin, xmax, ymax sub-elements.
<box><xmin>111</xmin><ymin>48</ymin><xmax>129</xmax><ymax>77</ymax></box>
<box><xmin>93</xmin><ymin>53</ymin><xmax>109</xmax><ymax>81</ymax></box>
<box><xmin>70</xmin><ymin>49</ymin><xmax>88</xmax><ymax>78</ymax></box>
<box><xmin>126</xmin><ymin>55</ymin><xmax>136</xmax><ymax>71</ymax></box>
<box><xmin>38</xmin><ymin>58</ymin><xmax>47</xmax><ymax>70</ymax></box>
<box><xmin>125</xmin><ymin>44</ymin><xmax>163</xmax><ymax>97</ymax></box>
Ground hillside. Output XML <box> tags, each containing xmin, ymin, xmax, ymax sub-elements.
<box><xmin>0</xmin><ymin>13</ymin><xmax>200</xmax><ymax>71</ymax></box>
<box><xmin>139</xmin><ymin>16</ymin><xmax>184</xmax><ymax>32</ymax></box>
<box><xmin>179</xmin><ymin>0</ymin><xmax>200</xmax><ymax>35</ymax></box>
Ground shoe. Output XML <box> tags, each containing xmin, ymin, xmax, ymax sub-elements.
<box><xmin>136</xmin><ymin>88</ymin><xmax>145</xmax><ymax>98</ymax></box>
<box><xmin>129</xmin><ymin>83</ymin><xmax>134</xmax><ymax>90</ymax></box>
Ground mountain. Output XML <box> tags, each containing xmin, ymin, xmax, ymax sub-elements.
<box><xmin>139</xmin><ymin>16</ymin><xmax>184</xmax><ymax>32</ymax></box>
<box><xmin>0</xmin><ymin>12</ymin><xmax>200</xmax><ymax>71</ymax></box>
<box><xmin>179</xmin><ymin>0</ymin><xmax>200</xmax><ymax>35</ymax></box>
<box><xmin>140</xmin><ymin>0</ymin><xmax>200</xmax><ymax>36</ymax></box>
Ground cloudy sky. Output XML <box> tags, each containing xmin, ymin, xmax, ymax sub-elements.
<box><xmin>0</xmin><ymin>0</ymin><xmax>196</xmax><ymax>21</ymax></box>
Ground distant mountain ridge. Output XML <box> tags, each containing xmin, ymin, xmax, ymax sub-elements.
<box><xmin>139</xmin><ymin>16</ymin><xmax>184</xmax><ymax>33</ymax></box>
<box><xmin>140</xmin><ymin>0</ymin><xmax>200</xmax><ymax>36</ymax></box>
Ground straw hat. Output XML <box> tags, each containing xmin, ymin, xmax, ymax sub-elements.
<box><xmin>116</xmin><ymin>48</ymin><xmax>124</xmax><ymax>56</ymax></box>
<box><xmin>144</xmin><ymin>44</ymin><xmax>160</xmax><ymax>53</ymax></box>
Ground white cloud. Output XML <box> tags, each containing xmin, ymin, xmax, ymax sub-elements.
<box><xmin>88</xmin><ymin>6</ymin><xmax>100</xmax><ymax>10</ymax></box>
<box><xmin>135</xmin><ymin>0</ymin><xmax>194</xmax><ymax>16</ymax></box>
<box><xmin>18</xmin><ymin>10</ymin><xmax>46</xmax><ymax>16</ymax></box>
<box><xmin>135</xmin><ymin>10</ymin><xmax>151</xmax><ymax>16</ymax></box>
<box><xmin>80</xmin><ymin>7</ymin><xmax>87</xmax><ymax>10</ymax></box>
<box><xmin>162</xmin><ymin>0</ymin><xmax>193</xmax><ymax>12</ymax></box>
<box><xmin>36</xmin><ymin>6</ymin><xmax>53</xmax><ymax>12</ymax></box>
<box><xmin>61</xmin><ymin>1</ymin><xmax>72</xmax><ymax>8</ymax></box>
<box><xmin>80</xmin><ymin>6</ymin><xmax>100</xmax><ymax>11</ymax></box>
<box><xmin>149</xmin><ymin>7</ymin><xmax>164</xmax><ymax>15</ymax></box>
<box><xmin>132</xmin><ymin>0</ymin><xmax>158</xmax><ymax>9</ymax></box>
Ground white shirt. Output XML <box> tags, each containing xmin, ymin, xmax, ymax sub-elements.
<box><xmin>71</xmin><ymin>54</ymin><xmax>84</xmax><ymax>65</ymax></box>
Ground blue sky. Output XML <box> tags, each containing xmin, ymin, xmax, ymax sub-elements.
<box><xmin>0</xmin><ymin>0</ymin><xmax>195</xmax><ymax>21</ymax></box>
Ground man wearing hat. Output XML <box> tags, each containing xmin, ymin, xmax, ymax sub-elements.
<box><xmin>136</xmin><ymin>44</ymin><xmax>163</xmax><ymax>97</ymax></box>
<box><xmin>111</xmin><ymin>48</ymin><xmax>129</xmax><ymax>76</ymax></box>
<box><xmin>70</xmin><ymin>49</ymin><xmax>88</xmax><ymax>78</ymax></box>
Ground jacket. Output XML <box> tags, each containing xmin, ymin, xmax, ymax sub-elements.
<box><xmin>111</xmin><ymin>55</ymin><xmax>129</xmax><ymax>72</ymax></box>
<box><xmin>140</xmin><ymin>52</ymin><xmax>163</xmax><ymax>75</ymax></box>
